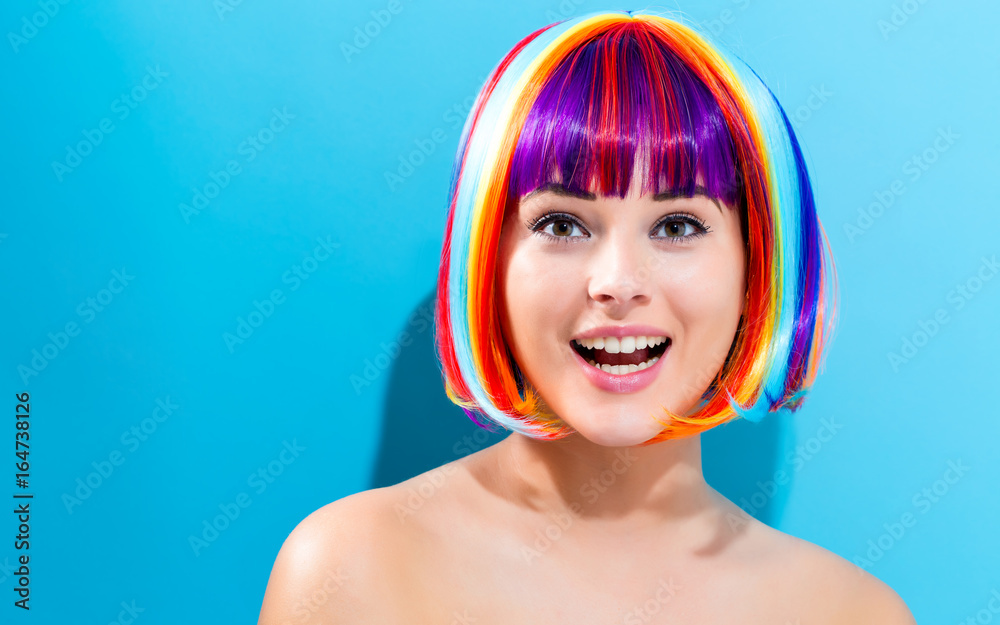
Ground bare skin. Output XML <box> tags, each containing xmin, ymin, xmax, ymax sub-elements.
<box><xmin>259</xmin><ymin>164</ymin><xmax>915</xmax><ymax>623</ymax></box>
<box><xmin>258</xmin><ymin>432</ymin><xmax>916</xmax><ymax>624</ymax></box>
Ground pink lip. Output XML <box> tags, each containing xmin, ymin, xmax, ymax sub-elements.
<box><xmin>572</xmin><ymin>324</ymin><xmax>670</xmax><ymax>341</ymax></box>
<box><xmin>570</xmin><ymin>338</ymin><xmax>670</xmax><ymax>394</ymax></box>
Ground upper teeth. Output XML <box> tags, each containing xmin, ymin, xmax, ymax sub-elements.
<box><xmin>574</xmin><ymin>336</ymin><xmax>667</xmax><ymax>354</ymax></box>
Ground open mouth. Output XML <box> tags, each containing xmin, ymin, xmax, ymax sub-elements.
<box><xmin>571</xmin><ymin>335</ymin><xmax>671</xmax><ymax>376</ymax></box>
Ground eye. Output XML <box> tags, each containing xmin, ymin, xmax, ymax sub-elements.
<box><xmin>526</xmin><ymin>212</ymin><xmax>589</xmax><ymax>242</ymax></box>
<box><xmin>652</xmin><ymin>213</ymin><xmax>710</xmax><ymax>243</ymax></box>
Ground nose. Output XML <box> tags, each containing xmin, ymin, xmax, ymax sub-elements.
<box><xmin>586</xmin><ymin>233</ymin><xmax>653</xmax><ymax>313</ymax></box>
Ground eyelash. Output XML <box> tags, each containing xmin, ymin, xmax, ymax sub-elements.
<box><xmin>525</xmin><ymin>211</ymin><xmax>711</xmax><ymax>245</ymax></box>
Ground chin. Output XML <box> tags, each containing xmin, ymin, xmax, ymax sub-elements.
<box><xmin>567</xmin><ymin>413</ymin><xmax>666</xmax><ymax>448</ymax></box>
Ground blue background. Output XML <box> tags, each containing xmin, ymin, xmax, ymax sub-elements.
<box><xmin>2</xmin><ymin>1</ymin><xmax>998</xmax><ymax>622</ymax></box>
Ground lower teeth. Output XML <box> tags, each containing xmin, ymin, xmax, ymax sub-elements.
<box><xmin>587</xmin><ymin>356</ymin><xmax>660</xmax><ymax>376</ymax></box>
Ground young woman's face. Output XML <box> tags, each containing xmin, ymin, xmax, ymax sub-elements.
<box><xmin>498</xmin><ymin>168</ymin><xmax>746</xmax><ymax>446</ymax></box>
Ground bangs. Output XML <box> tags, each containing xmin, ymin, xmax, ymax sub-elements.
<box><xmin>508</xmin><ymin>22</ymin><xmax>742</xmax><ymax>205</ymax></box>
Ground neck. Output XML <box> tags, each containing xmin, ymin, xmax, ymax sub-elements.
<box><xmin>486</xmin><ymin>430</ymin><xmax>717</xmax><ymax>529</ymax></box>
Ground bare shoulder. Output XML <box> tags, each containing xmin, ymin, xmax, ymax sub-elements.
<box><xmin>751</xmin><ymin>523</ymin><xmax>916</xmax><ymax>624</ymax></box>
<box><xmin>257</xmin><ymin>486</ymin><xmax>419</xmax><ymax>624</ymax></box>
<box><xmin>810</xmin><ymin>543</ymin><xmax>917</xmax><ymax>625</ymax></box>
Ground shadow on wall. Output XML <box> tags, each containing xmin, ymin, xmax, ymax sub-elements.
<box><xmin>369</xmin><ymin>290</ymin><xmax>791</xmax><ymax>527</ymax></box>
<box><xmin>367</xmin><ymin>290</ymin><xmax>508</xmax><ymax>489</ymax></box>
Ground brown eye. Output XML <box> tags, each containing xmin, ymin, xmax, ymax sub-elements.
<box><xmin>551</xmin><ymin>219</ymin><xmax>574</xmax><ymax>237</ymax></box>
<box><xmin>653</xmin><ymin>213</ymin><xmax>710</xmax><ymax>243</ymax></box>
<box><xmin>663</xmin><ymin>220</ymin><xmax>691</xmax><ymax>237</ymax></box>
<box><xmin>527</xmin><ymin>213</ymin><xmax>589</xmax><ymax>242</ymax></box>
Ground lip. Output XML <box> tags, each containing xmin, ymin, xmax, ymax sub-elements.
<box><xmin>570</xmin><ymin>337</ymin><xmax>670</xmax><ymax>394</ymax></box>
<box><xmin>572</xmin><ymin>324</ymin><xmax>671</xmax><ymax>341</ymax></box>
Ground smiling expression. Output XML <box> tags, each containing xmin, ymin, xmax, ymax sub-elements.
<box><xmin>497</xmin><ymin>165</ymin><xmax>747</xmax><ymax>447</ymax></box>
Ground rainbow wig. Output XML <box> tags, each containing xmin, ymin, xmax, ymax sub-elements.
<box><xmin>433</xmin><ymin>10</ymin><xmax>839</xmax><ymax>442</ymax></box>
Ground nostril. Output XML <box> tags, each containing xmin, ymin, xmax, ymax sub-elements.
<box><xmin>589</xmin><ymin>290</ymin><xmax>649</xmax><ymax>307</ymax></box>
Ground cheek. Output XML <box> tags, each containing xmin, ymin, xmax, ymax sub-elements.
<box><xmin>501</xmin><ymin>248</ymin><xmax>575</xmax><ymax>363</ymax></box>
<box><xmin>666</xmin><ymin>253</ymin><xmax>744</xmax><ymax>318</ymax></box>
<box><xmin>665</xmin><ymin>249</ymin><xmax>746</xmax><ymax>367</ymax></box>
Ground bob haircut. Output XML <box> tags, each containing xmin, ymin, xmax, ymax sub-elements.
<box><xmin>433</xmin><ymin>10</ymin><xmax>839</xmax><ymax>443</ymax></box>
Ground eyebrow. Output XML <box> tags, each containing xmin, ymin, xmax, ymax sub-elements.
<box><xmin>521</xmin><ymin>182</ymin><xmax>596</xmax><ymax>201</ymax></box>
<box><xmin>522</xmin><ymin>182</ymin><xmax>724</xmax><ymax>212</ymax></box>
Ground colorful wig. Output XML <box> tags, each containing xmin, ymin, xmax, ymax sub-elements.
<box><xmin>433</xmin><ymin>10</ymin><xmax>839</xmax><ymax>442</ymax></box>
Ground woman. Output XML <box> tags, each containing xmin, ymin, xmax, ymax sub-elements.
<box><xmin>259</xmin><ymin>11</ymin><xmax>916</xmax><ymax>623</ymax></box>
